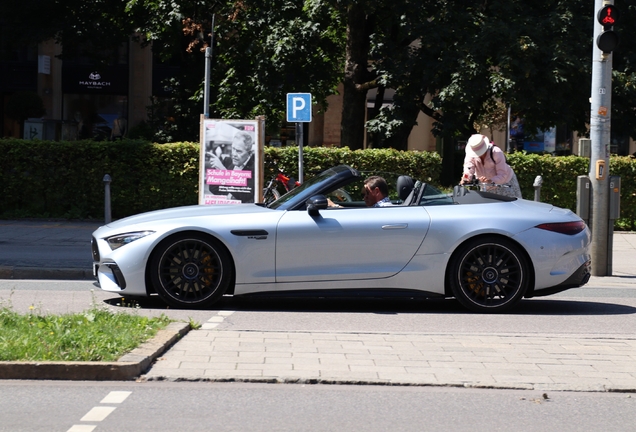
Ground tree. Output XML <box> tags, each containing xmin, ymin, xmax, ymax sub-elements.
<box><xmin>3</xmin><ymin>0</ymin><xmax>138</xmax><ymax>63</ymax></box>
<box><xmin>121</xmin><ymin>0</ymin><xmax>345</xmax><ymax>141</ymax></box>
<box><xmin>5</xmin><ymin>0</ymin><xmax>636</xmax><ymax>153</ymax></box>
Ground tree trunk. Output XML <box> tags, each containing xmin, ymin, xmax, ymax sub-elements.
<box><xmin>379</xmin><ymin>102</ymin><xmax>420</xmax><ymax>151</ymax></box>
<box><xmin>340</xmin><ymin>3</ymin><xmax>368</xmax><ymax>150</ymax></box>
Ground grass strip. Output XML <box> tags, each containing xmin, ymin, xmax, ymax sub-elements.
<box><xmin>0</xmin><ymin>303</ymin><xmax>172</xmax><ymax>362</ymax></box>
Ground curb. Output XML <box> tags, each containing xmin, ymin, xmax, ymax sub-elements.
<box><xmin>140</xmin><ymin>376</ymin><xmax>636</xmax><ymax>393</ymax></box>
<box><xmin>0</xmin><ymin>322</ymin><xmax>190</xmax><ymax>381</ymax></box>
<box><xmin>0</xmin><ymin>266</ymin><xmax>94</xmax><ymax>281</ymax></box>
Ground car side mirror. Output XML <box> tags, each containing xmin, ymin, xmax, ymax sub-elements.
<box><xmin>306</xmin><ymin>195</ymin><xmax>328</xmax><ymax>216</ymax></box>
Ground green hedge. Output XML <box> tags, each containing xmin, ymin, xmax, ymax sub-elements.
<box><xmin>263</xmin><ymin>145</ymin><xmax>442</xmax><ymax>186</ymax></box>
<box><xmin>0</xmin><ymin>138</ymin><xmax>634</xmax><ymax>230</ymax></box>
<box><xmin>0</xmin><ymin>139</ymin><xmax>200</xmax><ymax>220</ymax></box>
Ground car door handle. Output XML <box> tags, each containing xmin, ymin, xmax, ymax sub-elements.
<box><xmin>381</xmin><ymin>224</ymin><xmax>408</xmax><ymax>230</ymax></box>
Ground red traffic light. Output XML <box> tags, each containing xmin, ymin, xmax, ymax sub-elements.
<box><xmin>597</xmin><ymin>5</ymin><xmax>620</xmax><ymax>29</ymax></box>
<box><xmin>596</xmin><ymin>5</ymin><xmax>620</xmax><ymax>53</ymax></box>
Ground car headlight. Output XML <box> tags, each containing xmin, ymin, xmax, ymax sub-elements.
<box><xmin>106</xmin><ymin>231</ymin><xmax>155</xmax><ymax>251</ymax></box>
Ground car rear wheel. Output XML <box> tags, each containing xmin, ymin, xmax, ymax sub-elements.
<box><xmin>150</xmin><ymin>233</ymin><xmax>231</xmax><ymax>308</ymax></box>
<box><xmin>449</xmin><ymin>237</ymin><xmax>529</xmax><ymax>313</ymax></box>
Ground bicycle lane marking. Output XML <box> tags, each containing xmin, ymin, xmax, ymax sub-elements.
<box><xmin>66</xmin><ymin>391</ymin><xmax>132</xmax><ymax>432</ymax></box>
<box><xmin>201</xmin><ymin>310</ymin><xmax>235</xmax><ymax>329</ymax></box>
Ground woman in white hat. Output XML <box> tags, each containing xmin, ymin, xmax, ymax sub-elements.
<box><xmin>460</xmin><ymin>134</ymin><xmax>522</xmax><ymax>198</ymax></box>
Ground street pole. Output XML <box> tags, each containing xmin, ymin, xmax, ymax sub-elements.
<box><xmin>589</xmin><ymin>0</ymin><xmax>614</xmax><ymax>276</ymax></box>
<box><xmin>203</xmin><ymin>47</ymin><xmax>211</xmax><ymax>118</ymax></box>
<box><xmin>506</xmin><ymin>104</ymin><xmax>512</xmax><ymax>153</ymax></box>
<box><xmin>296</xmin><ymin>123</ymin><xmax>304</xmax><ymax>183</ymax></box>
<box><xmin>203</xmin><ymin>14</ymin><xmax>215</xmax><ymax>118</ymax></box>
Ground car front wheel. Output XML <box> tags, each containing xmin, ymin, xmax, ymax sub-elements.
<box><xmin>449</xmin><ymin>237</ymin><xmax>529</xmax><ymax>313</ymax></box>
<box><xmin>150</xmin><ymin>233</ymin><xmax>231</xmax><ymax>308</ymax></box>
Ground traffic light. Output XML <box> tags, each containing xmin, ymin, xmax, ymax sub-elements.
<box><xmin>596</xmin><ymin>4</ymin><xmax>620</xmax><ymax>54</ymax></box>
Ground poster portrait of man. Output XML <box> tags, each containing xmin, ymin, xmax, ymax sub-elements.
<box><xmin>199</xmin><ymin>119</ymin><xmax>263</xmax><ymax>205</ymax></box>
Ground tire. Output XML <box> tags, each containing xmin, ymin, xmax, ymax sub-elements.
<box><xmin>149</xmin><ymin>233</ymin><xmax>232</xmax><ymax>308</ymax></box>
<box><xmin>449</xmin><ymin>236</ymin><xmax>529</xmax><ymax>313</ymax></box>
<box><xmin>263</xmin><ymin>187</ymin><xmax>281</xmax><ymax>204</ymax></box>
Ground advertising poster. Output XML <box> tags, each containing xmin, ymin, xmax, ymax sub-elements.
<box><xmin>199</xmin><ymin>118</ymin><xmax>264</xmax><ymax>205</ymax></box>
<box><xmin>523</xmin><ymin>126</ymin><xmax>556</xmax><ymax>154</ymax></box>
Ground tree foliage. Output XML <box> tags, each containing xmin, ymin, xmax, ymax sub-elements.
<box><xmin>3</xmin><ymin>0</ymin><xmax>636</xmax><ymax>148</ymax></box>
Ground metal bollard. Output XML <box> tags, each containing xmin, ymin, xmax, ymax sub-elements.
<box><xmin>103</xmin><ymin>174</ymin><xmax>112</xmax><ymax>224</ymax></box>
<box><xmin>533</xmin><ymin>175</ymin><xmax>543</xmax><ymax>202</ymax></box>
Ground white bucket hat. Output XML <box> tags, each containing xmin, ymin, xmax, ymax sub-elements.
<box><xmin>467</xmin><ymin>134</ymin><xmax>490</xmax><ymax>157</ymax></box>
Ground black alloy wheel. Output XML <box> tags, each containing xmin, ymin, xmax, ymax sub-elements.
<box><xmin>449</xmin><ymin>237</ymin><xmax>529</xmax><ymax>313</ymax></box>
<box><xmin>150</xmin><ymin>233</ymin><xmax>231</xmax><ymax>308</ymax></box>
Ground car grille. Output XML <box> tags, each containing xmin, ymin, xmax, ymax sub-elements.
<box><xmin>91</xmin><ymin>236</ymin><xmax>100</xmax><ymax>261</ymax></box>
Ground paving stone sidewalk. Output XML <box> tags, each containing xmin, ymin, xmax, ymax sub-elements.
<box><xmin>143</xmin><ymin>330</ymin><xmax>636</xmax><ymax>392</ymax></box>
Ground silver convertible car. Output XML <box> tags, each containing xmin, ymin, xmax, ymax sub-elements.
<box><xmin>91</xmin><ymin>165</ymin><xmax>591</xmax><ymax>313</ymax></box>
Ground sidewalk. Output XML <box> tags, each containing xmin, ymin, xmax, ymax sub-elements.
<box><xmin>1</xmin><ymin>219</ymin><xmax>635</xmax><ymax>390</ymax></box>
<box><xmin>142</xmin><ymin>329</ymin><xmax>636</xmax><ymax>392</ymax></box>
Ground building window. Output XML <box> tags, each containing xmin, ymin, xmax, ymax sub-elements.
<box><xmin>62</xmin><ymin>94</ymin><xmax>127</xmax><ymax>141</ymax></box>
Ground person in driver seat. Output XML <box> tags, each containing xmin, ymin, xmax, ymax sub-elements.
<box><xmin>363</xmin><ymin>176</ymin><xmax>393</xmax><ymax>207</ymax></box>
<box><xmin>328</xmin><ymin>175</ymin><xmax>393</xmax><ymax>208</ymax></box>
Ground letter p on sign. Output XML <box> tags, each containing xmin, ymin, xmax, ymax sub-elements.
<box><xmin>286</xmin><ymin>93</ymin><xmax>312</xmax><ymax>123</ymax></box>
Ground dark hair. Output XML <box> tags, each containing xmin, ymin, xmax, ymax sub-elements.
<box><xmin>364</xmin><ymin>176</ymin><xmax>389</xmax><ymax>197</ymax></box>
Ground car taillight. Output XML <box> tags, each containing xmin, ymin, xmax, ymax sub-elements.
<box><xmin>536</xmin><ymin>221</ymin><xmax>587</xmax><ymax>235</ymax></box>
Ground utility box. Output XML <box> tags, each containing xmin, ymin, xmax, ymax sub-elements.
<box><xmin>609</xmin><ymin>176</ymin><xmax>621</xmax><ymax>220</ymax></box>
<box><xmin>578</xmin><ymin>138</ymin><xmax>591</xmax><ymax>158</ymax></box>
<box><xmin>23</xmin><ymin>119</ymin><xmax>44</xmax><ymax>140</ymax></box>
<box><xmin>576</xmin><ymin>175</ymin><xmax>591</xmax><ymax>223</ymax></box>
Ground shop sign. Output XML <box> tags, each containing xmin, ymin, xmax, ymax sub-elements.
<box><xmin>62</xmin><ymin>66</ymin><xmax>128</xmax><ymax>94</ymax></box>
<box><xmin>78</xmin><ymin>72</ymin><xmax>111</xmax><ymax>90</ymax></box>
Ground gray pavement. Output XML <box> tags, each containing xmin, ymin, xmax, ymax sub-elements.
<box><xmin>0</xmin><ymin>219</ymin><xmax>99</xmax><ymax>280</ymax></box>
<box><xmin>1</xmin><ymin>219</ymin><xmax>636</xmax><ymax>391</ymax></box>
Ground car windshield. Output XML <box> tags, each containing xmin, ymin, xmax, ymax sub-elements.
<box><xmin>267</xmin><ymin>166</ymin><xmax>354</xmax><ymax>209</ymax></box>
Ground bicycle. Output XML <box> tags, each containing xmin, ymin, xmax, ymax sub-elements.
<box><xmin>262</xmin><ymin>171</ymin><xmax>300</xmax><ymax>204</ymax></box>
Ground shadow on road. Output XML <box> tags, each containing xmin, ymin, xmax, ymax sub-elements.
<box><xmin>103</xmin><ymin>294</ymin><xmax>636</xmax><ymax>316</ymax></box>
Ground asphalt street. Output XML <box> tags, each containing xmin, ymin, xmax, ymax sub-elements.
<box><xmin>1</xmin><ymin>219</ymin><xmax>635</xmax><ymax>391</ymax></box>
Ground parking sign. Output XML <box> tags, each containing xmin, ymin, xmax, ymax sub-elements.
<box><xmin>286</xmin><ymin>93</ymin><xmax>312</xmax><ymax>123</ymax></box>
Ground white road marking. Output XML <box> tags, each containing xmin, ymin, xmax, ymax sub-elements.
<box><xmin>80</xmin><ymin>406</ymin><xmax>116</xmax><ymax>422</ymax></box>
<box><xmin>68</xmin><ymin>390</ymin><xmax>133</xmax><ymax>431</ymax></box>
<box><xmin>201</xmin><ymin>310</ymin><xmax>235</xmax><ymax>329</ymax></box>
<box><xmin>201</xmin><ymin>323</ymin><xmax>219</xmax><ymax>329</ymax></box>
<box><xmin>67</xmin><ymin>426</ymin><xmax>96</xmax><ymax>432</ymax></box>
<box><xmin>100</xmin><ymin>391</ymin><xmax>132</xmax><ymax>404</ymax></box>
<box><xmin>218</xmin><ymin>311</ymin><xmax>235</xmax><ymax>316</ymax></box>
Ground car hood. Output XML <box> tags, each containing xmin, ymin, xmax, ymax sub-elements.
<box><xmin>101</xmin><ymin>204</ymin><xmax>273</xmax><ymax>230</ymax></box>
